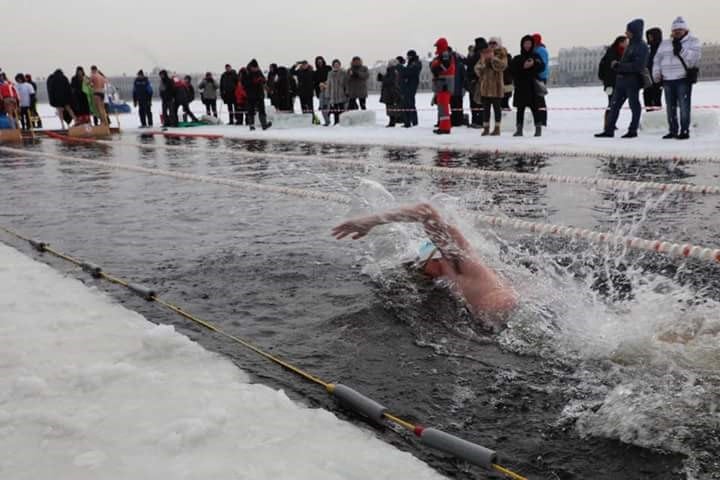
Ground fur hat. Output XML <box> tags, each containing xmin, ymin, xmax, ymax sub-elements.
<box><xmin>489</xmin><ymin>36</ymin><xmax>503</xmax><ymax>47</ymax></box>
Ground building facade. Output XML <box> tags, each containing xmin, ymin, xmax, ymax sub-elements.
<box><xmin>554</xmin><ymin>42</ymin><xmax>720</xmax><ymax>87</ymax></box>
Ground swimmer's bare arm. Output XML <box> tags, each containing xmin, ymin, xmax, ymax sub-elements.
<box><xmin>332</xmin><ymin>203</ymin><xmax>471</xmax><ymax>261</ymax></box>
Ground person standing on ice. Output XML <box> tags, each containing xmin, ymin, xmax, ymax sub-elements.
<box><xmin>377</xmin><ymin>59</ymin><xmax>403</xmax><ymax>127</ymax></box>
<box><xmin>595</xmin><ymin>19</ymin><xmax>649</xmax><ymax>139</ymax></box>
<box><xmin>158</xmin><ymin>70</ymin><xmax>177</xmax><ymax>128</ymax></box>
<box><xmin>431</xmin><ymin>37</ymin><xmax>456</xmax><ymax>135</ymax></box>
<box><xmin>598</xmin><ymin>36</ymin><xmax>628</xmax><ymax>131</ymax></box>
<box><xmin>332</xmin><ymin>203</ymin><xmax>518</xmax><ymax>327</ymax></box>
<box><xmin>89</xmin><ymin>66</ymin><xmax>109</xmax><ymax>126</ymax></box>
<box><xmin>13</xmin><ymin>74</ymin><xmax>34</xmax><ymax>131</ymax></box>
<box><xmin>644</xmin><ymin>27</ymin><xmax>664</xmax><ymax>112</ymax></box>
<box><xmin>532</xmin><ymin>33</ymin><xmax>550</xmax><ymax>127</ymax></box>
<box><xmin>133</xmin><ymin>70</ymin><xmax>154</xmax><ymax>128</ymax></box>
<box><xmin>464</xmin><ymin>39</ymin><xmax>484</xmax><ymax>128</ymax></box>
<box><xmin>653</xmin><ymin>16</ymin><xmax>701</xmax><ymax>140</ymax></box>
<box><xmin>346</xmin><ymin>57</ymin><xmax>369</xmax><ymax>111</ymax></box>
<box><xmin>450</xmin><ymin>47</ymin><xmax>466</xmax><ymax>127</ymax></box>
<box><xmin>323</xmin><ymin>59</ymin><xmax>348</xmax><ymax>126</ymax></box>
<box><xmin>198</xmin><ymin>72</ymin><xmax>219</xmax><ymax>118</ymax></box>
<box><xmin>242</xmin><ymin>59</ymin><xmax>272</xmax><ymax>131</ymax></box>
<box><xmin>474</xmin><ymin>38</ymin><xmax>508</xmax><ymax>136</ymax></box>
<box><xmin>220</xmin><ymin>64</ymin><xmax>238</xmax><ymax>125</ymax></box>
<box><xmin>398</xmin><ymin>49</ymin><xmax>422</xmax><ymax>128</ymax></box>
<box><xmin>510</xmin><ymin>35</ymin><xmax>545</xmax><ymax>137</ymax></box>
<box><xmin>290</xmin><ymin>60</ymin><xmax>315</xmax><ymax>115</ymax></box>
<box><xmin>24</xmin><ymin>74</ymin><xmax>41</xmax><ymax>128</ymax></box>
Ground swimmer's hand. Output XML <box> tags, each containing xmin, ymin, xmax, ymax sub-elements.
<box><xmin>332</xmin><ymin>216</ymin><xmax>379</xmax><ymax>240</ymax></box>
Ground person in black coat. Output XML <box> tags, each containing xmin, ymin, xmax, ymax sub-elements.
<box><xmin>598</xmin><ymin>36</ymin><xmax>627</xmax><ymax>129</ymax></box>
<box><xmin>378</xmin><ymin>59</ymin><xmax>403</xmax><ymax>127</ymax></box>
<box><xmin>313</xmin><ymin>56</ymin><xmax>331</xmax><ymax>98</ymax></box>
<box><xmin>644</xmin><ymin>27</ymin><xmax>663</xmax><ymax>111</ymax></box>
<box><xmin>220</xmin><ymin>64</ymin><xmax>239</xmax><ymax>124</ymax></box>
<box><xmin>132</xmin><ymin>69</ymin><xmax>154</xmax><ymax>128</ymax></box>
<box><xmin>290</xmin><ymin>60</ymin><xmax>315</xmax><ymax>114</ymax></box>
<box><xmin>158</xmin><ymin>70</ymin><xmax>177</xmax><ymax>127</ymax></box>
<box><xmin>179</xmin><ymin>75</ymin><xmax>199</xmax><ymax>123</ymax></box>
<box><xmin>242</xmin><ymin>59</ymin><xmax>271</xmax><ymax>130</ymax></box>
<box><xmin>595</xmin><ymin>18</ymin><xmax>649</xmax><ymax>138</ymax></box>
<box><xmin>398</xmin><ymin>49</ymin><xmax>422</xmax><ymax>128</ymax></box>
<box><xmin>70</xmin><ymin>66</ymin><xmax>91</xmax><ymax>119</ymax></box>
<box><xmin>47</xmin><ymin>69</ymin><xmax>75</xmax><ymax>127</ymax></box>
<box><xmin>509</xmin><ymin>35</ymin><xmax>546</xmax><ymax>136</ymax></box>
<box><xmin>450</xmin><ymin>49</ymin><xmax>467</xmax><ymax>126</ymax></box>
<box><xmin>272</xmin><ymin>66</ymin><xmax>297</xmax><ymax>113</ymax></box>
<box><xmin>464</xmin><ymin>38</ymin><xmax>487</xmax><ymax>127</ymax></box>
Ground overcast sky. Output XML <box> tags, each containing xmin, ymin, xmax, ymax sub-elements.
<box><xmin>2</xmin><ymin>0</ymin><xmax>718</xmax><ymax>77</ymax></box>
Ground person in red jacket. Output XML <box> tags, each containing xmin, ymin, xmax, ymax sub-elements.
<box><xmin>431</xmin><ymin>37</ymin><xmax>456</xmax><ymax>135</ymax></box>
<box><xmin>0</xmin><ymin>79</ymin><xmax>19</xmax><ymax>129</ymax></box>
<box><xmin>234</xmin><ymin>70</ymin><xmax>247</xmax><ymax>126</ymax></box>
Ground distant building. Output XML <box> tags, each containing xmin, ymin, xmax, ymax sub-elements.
<box><xmin>554</xmin><ymin>42</ymin><xmax>720</xmax><ymax>87</ymax></box>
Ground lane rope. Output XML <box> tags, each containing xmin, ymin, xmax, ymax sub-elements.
<box><xmin>1</xmin><ymin>144</ymin><xmax>719</xmax><ymax>265</ymax></box>
<box><xmin>105</xmin><ymin>137</ymin><xmax>720</xmax><ymax>196</ymax></box>
<box><xmin>0</xmin><ymin>223</ymin><xmax>527</xmax><ymax>480</ymax></box>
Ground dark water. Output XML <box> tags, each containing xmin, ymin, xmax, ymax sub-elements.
<box><xmin>2</xmin><ymin>135</ymin><xmax>719</xmax><ymax>479</ymax></box>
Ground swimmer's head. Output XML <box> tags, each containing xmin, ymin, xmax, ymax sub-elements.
<box><xmin>415</xmin><ymin>241</ymin><xmax>443</xmax><ymax>278</ymax></box>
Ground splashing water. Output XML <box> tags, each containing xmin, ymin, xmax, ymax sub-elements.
<box><xmin>349</xmin><ymin>179</ymin><xmax>720</xmax><ymax>479</ymax></box>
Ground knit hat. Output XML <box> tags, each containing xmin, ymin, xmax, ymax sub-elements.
<box><xmin>488</xmin><ymin>36</ymin><xmax>503</xmax><ymax>47</ymax></box>
<box><xmin>474</xmin><ymin>37</ymin><xmax>489</xmax><ymax>51</ymax></box>
<box><xmin>532</xmin><ymin>33</ymin><xmax>543</xmax><ymax>45</ymax></box>
<box><xmin>407</xmin><ymin>49</ymin><xmax>418</xmax><ymax>58</ymax></box>
<box><xmin>671</xmin><ymin>16</ymin><xmax>689</xmax><ymax>31</ymax></box>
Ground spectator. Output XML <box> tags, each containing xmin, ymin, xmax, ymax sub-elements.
<box><xmin>89</xmin><ymin>65</ymin><xmax>109</xmax><ymax>125</ymax></box>
<box><xmin>378</xmin><ymin>59</ymin><xmax>403</xmax><ymax>127</ymax></box>
<box><xmin>313</xmin><ymin>56</ymin><xmax>332</xmax><ymax>99</ymax></box>
<box><xmin>474</xmin><ymin>38</ymin><xmax>508</xmax><ymax>136</ymax></box>
<box><xmin>290</xmin><ymin>60</ymin><xmax>315</xmax><ymax>114</ymax></box>
<box><xmin>598</xmin><ymin>35</ymin><xmax>628</xmax><ymax>130</ymax></box>
<box><xmin>234</xmin><ymin>72</ymin><xmax>247</xmax><ymax>126</ymax></box>
<box><xmin>220</xmin><ymin>64</ymin><xmax>239</xmax><ymax>124</ymax></box>
<box><xmin>532</xmin><ymin>33</ymin><xmax>550</xmax><ymax>127</ymax></box>
<box><xmin>13</xmin><ymin>74</ymin><xmax>34</xmax><ymax>131</ymax></box>
<box><xmin>266</xmin><ymin>63</ymin><xmax>279</xmax><ymax>106</ymax></box>
<box><xmin>0</xmin><ymin>76</ymin><xmax>19</xmax><ymax>130</ymax></box>
<box><xmin>450</xmin><ymin>47</ymin><xmax>467</xmax><ymax>127</ymax></box>
<box><xmin>158</xmin><ymin>70</ymin><xmax>177</xmax><ymax>128</ymax></box>
<box><xmin>242</xmin><ymin>59</ymin><xmax>272</xmax><ymax>131</ymax></box>
<box><xmin>324</xmin><ymin>59</ymin><xmax>348</xmax><ymax>126</ymax></box>
<box><xmin>510</xmin><ymin>35</ymin><xmax>545</xmax><ymax>137</ymax></box>
<box><xmin>644</xmin><ymin>27</ymin><xmax>664</xmax><ymax>111</ymax></box>
<box><xmin>431</xmin><ymin>37</ymin><xmax>456</xmax><ymax>135</ymax></box>
<box><xmin>272</xmin><ymin>66</ymin><xmax>297</xmax><ymax>113</ymax></box>
<box><xmin>399</xmin><ymin>49</ymin><xmax>422</xmax><ymax>128</ymax></box>
<box><xmin>464</xmin><ymin>38</ymin><xmax>485</xmax><ymax>128</ymax></box>
<box><xmin>532</xmin><ymin>33</ymin><xmax>550</xmax><ymax>84</ymax></box>
<box><xmin>47</xmin><ymin>69</ymin><xmax>75</xmax><ymax>128</ymax></box>
<box><xmin>198</xmin><ymin>72</ymin><xmax>219</xmax><ymax>117</ymax></box>
<box><xmin>653</xmin><ymin>16</ymin><xmax>702</xmax><ymax>140</ymax></box>
<box><xmin>71</xmin><ymin>66</ymin><xmax>91</xmax><ymax>124</ymax></box>
<box><xmin>346</xmin><ymin>57</ymin><xmax>369</xmax><ymax>110</ymax></box>
<box><xmin>177</xmin><ymin>75</ymin><xmax>199</xmax><ymax>123</ymax></box>
<box><xmin>133</xmin><ymin>70</ymin><xmax>154</xmax><ymax>128</ymax></box>
<box><xmin>595</xmin><ymin>19</ymin><xmax>649</xmax><ymax>139</ymax></box>
<box><xmin>24</xmin><ymin>74</ymin><xmax>41</xmax><ymax>128</ymax></box>
<box><xmin>488</xmin><ymin>38</ymin><xmax>514</xmax><ymax>110</ymax></box>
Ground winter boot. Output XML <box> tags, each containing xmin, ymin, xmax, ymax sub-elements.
<box><xmin>534</xmin><ymin>125</ymin><xmax>542</xmax><ymax>137</ymax></box>
<box><xmin>491</xmin><ymin>125</ymin><xmax>501</xmax><ymax>136</ymax></box>
<box><xmin>262</xmin><ymin>121</ymin><xmax>272</xmax><ymax>131</ymax></box>
<box><xmin>481</xmin><ymin>124</ymin><xmax>491</xmax><ymax>136</ymax></box>
<box><xmin>513</xmin><ymin>125</ymin><xmax>523</xmax><ymax>137</ymax></box>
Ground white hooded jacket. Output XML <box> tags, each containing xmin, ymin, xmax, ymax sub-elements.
<box><xmin>652</xmin><ymin>32</ymin><xmax>702</xmax><ymax>82</ymax></box>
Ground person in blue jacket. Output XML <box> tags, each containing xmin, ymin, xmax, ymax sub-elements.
<box><xmin>133</xmin><ymin>70</ymin><xmax>153</xmax><ymax>128</ymax></box>
<box><xmin>595</xmin><ymin>18</ymin><xmax>649</xmax><ymax>138</ymax></box>
<box><xmin>399</xmin><ymin>49</ymin><xmax>422</xmax><ymax>128</ymax></box>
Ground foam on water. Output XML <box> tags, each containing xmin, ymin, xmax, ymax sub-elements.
<box><xmin>350</xmin><ymin>179</ymin><xmax>720</xmax><ymax>478</ymax></box>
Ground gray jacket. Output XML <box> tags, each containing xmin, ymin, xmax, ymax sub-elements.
<box><xmin>198</xmin><ymin>78</ymin><xmax>219</xmax><ymax>100</ymax></box>
<box><xmin>346</xmin><ymin>65</ymin><xmax>369</xmax><ymax>98</ymax></box>
<box><xmin>326</xmin><ymin>69</ymin><xmax>348</xmax><ymax>105</ymax></box>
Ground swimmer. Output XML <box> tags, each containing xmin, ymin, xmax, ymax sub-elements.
<box><xmin>332</xmin><ymin>203</ymin><xmax>518</xmax><ymax>322</ymax></box>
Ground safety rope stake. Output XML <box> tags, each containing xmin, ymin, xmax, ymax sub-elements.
<box><xmin>0</xmin><ymin>224</ymin><xmax>527</xmax><ymax>480</ymax></box>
